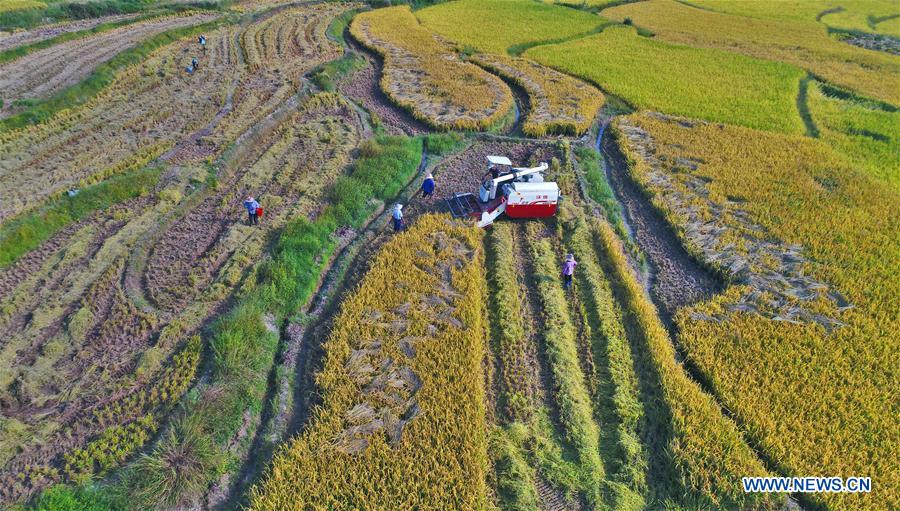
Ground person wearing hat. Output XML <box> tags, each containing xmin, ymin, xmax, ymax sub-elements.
<box><xmin>391</xmin><ymin>203</ymin><xmax>404</xmax><ymax>232</ymax></box>
<box><xmin>562</xmin><ymin>253</ymin><xmax>577</xmax><ymax>291</ymax></box>
<box><xmin>243</xmin><ymin>195</ymin><xmax>260</xmax><ymax>226</ymax></box>
<box><xmin>422</xmin><ymin>173</ymin><xmax>435</xmax><ymax>198</ymax></box>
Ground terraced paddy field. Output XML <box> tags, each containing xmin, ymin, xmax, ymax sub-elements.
<box><xmin>0</xmin><ymin>0</ymin><xmax>895</xmax><ymax>510</ymax></box>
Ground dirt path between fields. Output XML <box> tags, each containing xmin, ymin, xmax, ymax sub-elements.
<box><xmin>0</xmin><ymin>12</ymin><xmax>217</xmax><ymax>113</ymax></box>
<box><xmin>596</xmin><ymin>116</ymin><xmax>721</xmax><ymax>329</ymax></box>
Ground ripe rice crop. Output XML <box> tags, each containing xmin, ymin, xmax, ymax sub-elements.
<box><xmin>250</xmin><ymin>215</ymin><xmax>490</xmax><ymax>510</ymax></box>
<box><xmin>470</xmin><ymin>53</ymin><xmax>604</xmax><ymax>136</ymax></box>
<box><xmin>615</xmin><ymin>111</ymin><xmax>899</xmax><ymax>510</ymax></box>
<box><xmin>349</xmin><ymin>6</ymin><xmax>513</xmax><ymax>131</ymax></box>
<box><xmin>689</xmin><ymin>0</ymin><xmax>900</xmax><ymax>38</ymax></box>
<box><xmin>602</xmin><ymin>0</ymin><xmax>900</xmax><ymax>105</ymax></box>
<box><xmin>526</xmin><ymin>25</ymin><xmax>806</xmax><ymax>134</ymax></box>
<box><xmin>0</xmin><ymin>0</ymin><xmax>45</xmax><ymax>14</ymax></box>
<box><xmin>807</xmin><ymin>81</ymin><xmax>899</xmax><ymax>188</ymax></box>
<box><xmin>415</xmin><ymin>0</ymin><xmax>604</xmax><ymax>55</ymax></box>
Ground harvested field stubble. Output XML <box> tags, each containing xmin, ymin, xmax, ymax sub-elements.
<box><xmin>349</xmin><ymin>6</ymin><xmax>513</xmax><ymax>131</ymax></box>
<box><xmin>251</xmin><ymin>215</ymin><xmax>490</xmax><ymax>510</ymax></box>
<box><xmin>471</xmin><ymin>53</ymin><xmax>604</xmax><ymax>137</ymax></box>
<box><xmin>0</xmin><ymin>13</ymin><xmax>140</xmax><ymax>52</ymax></box>
<box><xmin>616</xmin><ymin>111</ymin><xmax>899</xmax><ymax>510</ymax></box>
<box><xmin>0</xmin><ymin>12</ymin><xmax>218</xmax><ymax>108</ymax></box>
<box><xmin>0</xmin><ymin>4</ymin><xmax>364</xmax><ymax>503</ymax></box>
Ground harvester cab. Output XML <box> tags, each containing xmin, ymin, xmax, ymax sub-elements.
<box><xmin>447</xmin><ymin>155</ymin><xmax>559</xmax><ymax>228</ymax></box>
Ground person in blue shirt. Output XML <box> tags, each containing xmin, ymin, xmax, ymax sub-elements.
<box><xmin>422</xmin><ymin>173</ymin><xmax>435</xmax><ymax>198</ymax></box>
<box><xmin>391</xmin><ymin>203</ymin><xmax>404</xmax><ymax>232</ymax></box>
<box><xmin>243</xmin><ymin>195</ymin><xmax>260</xmax><ymax>226</ymax></box>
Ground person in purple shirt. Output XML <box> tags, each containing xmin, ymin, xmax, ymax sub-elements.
<box><xmin>562</xmin><ymin>253</ymin><xmax>577</xmax><ymax>291</ymax></box>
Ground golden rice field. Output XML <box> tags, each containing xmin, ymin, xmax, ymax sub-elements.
<box><xmin>416</xmin><ymin>0</ymin><xmax>605</xmax><ymax>55</ymax></box>
<box><xmin>614</xmin><ymin>112</ymin><xmax>899</xmax><ymax>511</ymax></box>
<box><xmin>602</xmin><ymin>0</ymin><xmax>900</xmax><ymax>105</ymax></box>
<box><xmin>470</xmin><ymin>53</ymin><xmax>604</xmax><ymax>136</ymax></box>
<box><xmin>250</xmin><ymin>215</ymin><xmax>490</xmax><ymax>510</ymax></box>
<box><xmin>0</xmin><ymin>0</ymin><xmax>45</xmax><ymax>14</ymax></box>
<box><xmin>1</xmin><ymin>0</ymin><xmax>896</xmax><ymax>509</ymax></box>
<box><xmin>349</xmin><ymin>6</ymin><xmax>513</xmax><ymax>131</ymax></box>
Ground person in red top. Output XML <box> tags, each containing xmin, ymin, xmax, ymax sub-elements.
<box><xmin>562</xmin><ymin>253</ymin><xmax>577</xmax><ymax>291</ymax></box>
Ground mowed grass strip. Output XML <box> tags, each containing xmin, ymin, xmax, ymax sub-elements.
<box><xmin>602</xmin><ymin>0</ymin><xmax>900</xmax><ymax>105</ymax></box>
<box><xmin>350</xmin><ymin>6</ymin><xmax>513</xmax><ymax>131</ymax></box>
<box><xmin>617</xmin><ymin>112</ymin><xmax>899</xmax><ymax>510</ymax></box>
<box><xmin>415</xmin><ymin>0</ymin><xmax>605</xmax><ymax>55</ymax></box>
<box><xmin>250</xmin><ymin>215</ymin><xmax>490</xmax><ymax>510</ymax></box>
<box><xmin>526</xmin><ymin>25</ymin><xmax>806</xmax><ymax>134</ymax></box>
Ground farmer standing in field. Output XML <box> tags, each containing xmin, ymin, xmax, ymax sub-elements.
<box><xmin>422</xmin><ymin>173</ymin><xmax>435</xmax><ymax>198</ymax></box>
<box><xmin>562</xmin><ymin>253</ymin><xmax>577</xmax><ymax>291</ymax></box>
<box><xmin>391</xmin><ymin>203</ymin><xmax>404</xmax><ymax>232</ymax></box>
<box><xmin>243</xmin><ymin>195</ymin><xmax>260</xmax><ymax>226</ymax></box>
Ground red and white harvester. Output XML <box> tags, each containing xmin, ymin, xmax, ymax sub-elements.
<box><xmin>447</xmin><ymin>155</ymin><xmax>559</xmax><ymax>227</ymax></box>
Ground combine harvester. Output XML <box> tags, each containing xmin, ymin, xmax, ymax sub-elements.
<box><xmin>447</xmin><ymin>155</ymin><xmax>559</xmax><ymax>227</ymax></box>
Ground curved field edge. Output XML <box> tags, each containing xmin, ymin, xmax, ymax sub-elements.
<box><xmin>613</xmin><ymin>112</ymin><xmax>899</xmax><ymax>510</ymax></box>
<box><xmin>12</xmin><ymin>132</ymin><xmax>424</xmax><ymax>509</ymax></box>
<box><xmin>0</xmin><ymin>11</ymin><xmax>227</xmax><ymax>132</ymax></box>
<box><xmin>348</xmin><ymin>6</ymin><xmax>514</xmax><ymax>132</ymax></box>
<box><xmin>469</xmin><ymin>53</ymin><xmax>605</xmax><ymax>137</ymax></box>
<box><xmin>249</xmin><ymin>214</ymin><xmax>490</xmax><ymax>510</ymax></box>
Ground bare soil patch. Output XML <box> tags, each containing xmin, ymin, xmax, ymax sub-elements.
<box><xmin>599</xmin><ymin>119</ymin><xmax>721</xmax><ymax>327</ymax></box>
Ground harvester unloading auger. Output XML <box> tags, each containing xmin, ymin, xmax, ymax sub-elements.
<box><xmin>446</xmin><ymin>155</ymin><xmax>559</xmax><ymax>227</ymax></box>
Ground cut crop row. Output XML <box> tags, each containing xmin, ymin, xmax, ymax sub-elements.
<box><xmin>349</xmin><ymin>6</ymin><xmax>513</xmax><ymax>131</ymax></box>
<box><xmin>523</xmin><ymin>220</ymin><xmax>606</xmax><ymax>509</ymax></box>
<box><xmin>470</xmin><ymin>53</ymin><xmax>604</xmax><ymax>137</ymax></box>
<box><xmin>0</xmin><ymin>12</ymin><xmax>219</xmax><ymax>110</ymax></box>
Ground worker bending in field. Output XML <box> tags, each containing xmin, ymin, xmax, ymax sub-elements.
<box><xmin>422</xmin><ymin>173</ymin><xmax>435</xmax><ymax>198</ymax></box>
<box><xmin>191</xmin><ymin>57</ymin><xmax>199</xmax><ymax>70</ymax></box>
<box><xmin>243</xmin><ymin>195</ymin><xmax>260</xmax><ymax>226</ymax></box>
<box><xmin>562</xmin><ymin>253</ymin><xmax>577</xmax><ymax>291</ymax></box>
<box><xmin>391</xmin><ymin>203</ymin><xmax>404</xmax><ymax>232</ymax></box>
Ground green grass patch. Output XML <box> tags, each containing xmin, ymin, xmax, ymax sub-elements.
<box><xmin>0</xmin><ymin>165</ymin><xmax>161</xmax><ymax>269</ymax></box>
<box><xmin>0</xmin><ymin>13</ymin><xmax>227</xmax><ymax>131</ymax></box>
<box><xmin>311</xmin><ymin>52</ymin><xmax>365</xmax><ymax>92</ymax></box>
<box><xmin>527</xmin><ymin>25</ymin><xmax>807</xmax><ymax>134</ymax></box>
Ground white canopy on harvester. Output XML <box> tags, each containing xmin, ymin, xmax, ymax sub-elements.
<box><xmin>486</xmin><ymin>155</ymin><xmax>512</xmax><ymax>166</ymax></box>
